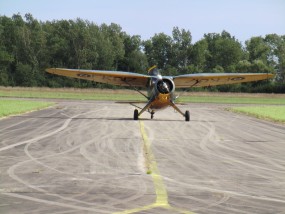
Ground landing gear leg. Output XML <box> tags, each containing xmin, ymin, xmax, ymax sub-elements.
<box><xmin>185</xmin><ymin>110</ymin><xmax>190</xmax><ymax>121</ymax></box>
<box><xmin>133</xmin><ymin>100</ymin><xmax>154</xmax><ymax>120</ymax></box>
<box><xmin>151</xmin><ymin>110</ymin><xmax>154</xmax><ymax>119</ymax></box>
<box><xmin>170</xmin><ymin>101</ymin><xmax>190</xmax><ymax>122</ymax></box>
<box><xmin>134</xmin><ymin>109</ymin><xmax>139</xmax><ymax>120</ymax></box>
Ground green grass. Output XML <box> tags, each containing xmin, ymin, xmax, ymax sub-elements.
<box><xmin>1</xmin><ymin>88</ymin><xmax>284</xmax><ymax>105</ymax></box>
<box><xmin>0</xmin><ymin>100</ymin><xmax>54</xmax><ymax>118</ymax></box>
<box><xmin>0</xmin><ymin>90</ymin><xmax>146</xmax><ymax>101</ymax></box>
<box><xmin>0</xmin><ymin>87</ymin><xmax>285</xmax><ymax>105</ymax></box>
<box><xmin>229</xmin><ymin>106</ymin><xmax>285</xmax><ymax>123</ymax></box>
<box><xmin>178</xmin><ymin>96</ymin><xmax>285</xmax><ymax>105</ymax></box>
<box><xmin>1</xmin><ymin>88</ymin><xmax>284</xmax><ymax>123</ymax></box>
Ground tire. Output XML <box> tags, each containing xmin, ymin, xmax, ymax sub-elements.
<box><xmin>134</xmin><ymin>109</ymin><xmax>139</xmax><ymax>120</ymax></box>
<box><xmin>185</xmin><ymin>110</ymin><xmax>190</xmax><ymax>121</ymax></box>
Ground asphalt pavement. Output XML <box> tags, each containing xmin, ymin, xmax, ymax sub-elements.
<box><xmin>0</xmin><ymin>100</ymin><xmax>284</xmax><ymax>214</ymax></box>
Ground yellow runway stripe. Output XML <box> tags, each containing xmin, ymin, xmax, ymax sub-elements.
<box><xmin>113</xmin><ymin>121</ymin><xmax>195</xmax><ymax>214</ymax></box>
<box><xmin>140</xmin><ymin>121</ymin><xmax>169</xmax><ymax>206</ymax></box>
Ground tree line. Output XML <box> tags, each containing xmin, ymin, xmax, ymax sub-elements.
<box><xmin>0</xmin><ymin>13</ymin><xmax>284</xmax><ymax>92</ymax></box>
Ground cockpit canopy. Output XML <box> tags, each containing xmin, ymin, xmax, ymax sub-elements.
<box><xmin>148</xmin><ymin>66</ymin><xmax>161</xmax><ymax>76</ymax></box>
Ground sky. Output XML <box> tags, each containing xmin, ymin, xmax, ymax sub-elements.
<box><xmin>0</xmin><ymin>0</ymin><xmax>284</xmax><ymax>43</ymax></box>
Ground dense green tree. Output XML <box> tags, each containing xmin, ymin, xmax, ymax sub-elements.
<box><xmin>0</xmin><ymin>14</ymin><xmax>283</xmax><ymax>92</ymax></box>
<box><xmin>203</xmin><ymin>31</ymin><xmax>244</xmax><ymax>71</ymax></box>
<box><xmin>118</xmin><ymin>34</ymin><xmax>148</xmax><ymax>72</ymax></box>
<box><xmin>213</xmin><ymin>65</ymin><xmax>224</xmax><ymax>73</ymax></box>
<box><xmin>235</xmin><ymin>60</ymin><xmax>252</xmax><ymax>73</ymax></box>
<box><xmin>143</xmin><ymin>27</ymin><xmax>193</xmax><ymax>74</ymax></box>
<box><xmin>171</xmin><ymin>27</ymin><xmax>192</xmax><ymax>69</ymax></box>
<box><xmin>190</xmin><ymin>39</ymin><xmax>208</xmax><ymax>71</ymax></box>
<box><xmin>245</xmin><ymin>36</ymin><xmax>270</xmax><ymax>64</ymax></box>
<box><xmin>143</xmin><ymin>33</ymin><xmax>173</xmax><ymax>69</ymax></box>
<box><xmin>265</xmin><ymin>34</ymin><xmax>285</xmax><ymax>83</ymax></box>
<box><xmin>0</xmin><ymin>18</ymin><xmax>14</xmax><ymax>85</ymax></box>
<box><xmin>14</xmin><ymin>63</ymin><xmax>36</xmax><ymax>86</ymax></box>
<box><xmin>99</xmin><ymin>23</ymin><xmax>125</xmax><ymax>70</ymax></box>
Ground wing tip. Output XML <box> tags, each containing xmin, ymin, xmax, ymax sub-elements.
<box><xmin>45</xmin><ymin>68</ymin><xmax>56</xmax><ymax>74</ymax></box>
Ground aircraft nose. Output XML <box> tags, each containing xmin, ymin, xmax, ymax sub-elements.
<box><xmin>163</xmin><ymin>82</ymin><xmax>169</xmax><ymax>92</ymax></box>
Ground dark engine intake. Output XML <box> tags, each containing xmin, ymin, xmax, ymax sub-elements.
<box><xmin>156</xmin><ymin>78</ymin><xmax>175</xmax><ymax>94</ymax></box>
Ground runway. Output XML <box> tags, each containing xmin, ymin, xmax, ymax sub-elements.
<box><xmin>0</xmin><ymin>100</ymin><xmax>285</xmax><ymax>214</ymax></box>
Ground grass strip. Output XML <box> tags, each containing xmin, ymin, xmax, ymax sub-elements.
<box><xmin>178</xmin><ymin>96</ymin><xmax>285</xmax><ymax>105</ymax></box>
<box><xmin>229</xmin><ymin>106</ymin><xmax>285</xmax><ymax>123</ymax></box>
<box><xmin>1</xmin><ymin>89</ymin><xmax>285</xmax><ymax>105</ymax></box>
<box><xmin>0</xmin><ymin>100</ymin><xmax>54</xmax><ymax>118</ymax></box>
<box><xmin>0</xmin><ymin>90</ymin><xmax>146</xmax><ymax>101</ymax></box>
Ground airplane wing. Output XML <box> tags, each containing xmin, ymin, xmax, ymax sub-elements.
<box><xmin>46</xmin><ymin>68</ymin><xmax>150</xmax><ymax>87</ymax></box>
<box><xmin>173</xmin><ymin>73</ymin><xmax>274</xmax><ymax>88</ymax></box>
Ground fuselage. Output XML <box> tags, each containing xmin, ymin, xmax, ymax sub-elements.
<box><xmin>147</xmin><ymin>68</ymin><xmax>176</xmax><ymax>110</ymax></box>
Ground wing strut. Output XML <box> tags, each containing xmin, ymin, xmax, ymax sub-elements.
<box><xmin>169</xmin><ymin>101</ymin><xmax>185</xmax><ymax>117</ymax></box>
<box><xmin>133</xmin><ymin>99</ymin><xmax>154</xmax><ymax>120</ymax></box>
<box><xmin>123</xmin><ymin>79</ymin><xmax>149</xmax><ymax>99</ymax></box>
<box><xmin>130</xmin><ymin>103</ymin><xmax>143</xmax><ymax>110</ymax></box>
<box><xmin>138</xmin><ymin>100</ymin><xmax>154</xmax><ymax>116</ymax></box>
<box><xmin>169</xmin><ymin>101</ymin><xmax>190</xmax><ymax>121</ymax></box>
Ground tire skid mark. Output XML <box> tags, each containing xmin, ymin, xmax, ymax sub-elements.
<box><xmin>2</xmin><ymin>103</ymin><xmax>285</xmax><ymax>213</ymax></box>
<box><xmin>0</xmin><ymin>118</ymin><xmax>72</xmax><ymax>152</ymax></box>
<box><xmin>52</xmin><ymin>210</ymin><xmax>78</xmax><ymax>214</ymax></box>
<box><xmin>198</xmin><ymin>120</ymin><xmax>285</xmax><ymax>174</ymax></box>
<box><xmin>4</xmin><ymin>108</ymin><xmax>115</xmax><ymax>212</ymax></box>
<box><xmin>151</xmin><ymin>118</ymin><xmax>234</xmax><ymax>212</ymax></box>
<box><xmin>189</xmin><ymin>195</ymin><xmax>233</xmax><ymax>213</ymax></box>
<box><xmin>23</xmin><ymin>141</ymin><xmax>108</xmax><ymax>207</ymax></box>
<box><xmin>78</xmin><ymin>109</ymin><xmax>148</xmax><ymax>206</ymax></box>
<box><xmin>79</xmin><ymin>142</ymin><xmax>147</xmax><ymax>206</ymax></box>
<box><xmin>7</xmin><ymin>151</ymin><xmax>146</xmax><ymax>209</ymax></box>
<box><xmin>134</xmin><ymin>113</ymin><xmax>232</xmax><ymax>212</ymax></box>
<box><xmin>113</xmin><ymin>121</ymin><xmax>195</xmax><ymax>214</ymax></box>
<box><xmin>0</xmin><ymin>110</ymin><xmax>63</xmax><ymax>149</ymax></box>
<box><xmin>0</xmin><ymin>107</ymin><xmax>65</xmax><ymax>132</ymax></box>
<box><xmin>213</xmin><ymin>140</ymin><xmax>285</xmax><ymax>171</ymax></box>
<box><xmin>1</xmin><ymin>192</ymin><xmax>109</xmax><ymax>213</ymax></box>
<box><xmin>16</xmin><ymin>105</ymin><xmax>147</xmax><ymax>209</ymax></box>
<box><xmin>163</xmin><ymin>176</ymin><xmax>285</xmax><ymax>204</ymax></box>
<box><xmin>195</xmin><ymin>118</ymin><xmax>285</xmax><ymax>205</ymax></box>
<box><xmin>140</xmin><ymin>108</ymin><xmax>285</xmax><ymax>213</ymax></box>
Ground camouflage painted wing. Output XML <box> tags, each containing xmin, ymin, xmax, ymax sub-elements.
<box><xmin>173</xmin><ymin>73</ymin><xmax>274</xmax><ymax>88</ymax></box>
<box><xmin>46</xmin><ymin>68</ymin><xmax>150</xmax><ymax>87</ymax></box>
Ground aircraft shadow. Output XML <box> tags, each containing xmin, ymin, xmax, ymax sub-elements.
<box><xmin>13</xmin><ymin>115</ymin><xmax>216</xmax><ymax>122</ymax></box>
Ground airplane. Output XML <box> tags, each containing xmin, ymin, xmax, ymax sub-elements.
<box><xmin>46</xmin><ymin>66</ymin><xmax>274</xmax><ymax>121</ymax></box>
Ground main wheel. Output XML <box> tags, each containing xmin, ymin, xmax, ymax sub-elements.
<box><xmin>134</xmin><ymin>109</ymin><xmax>139</xmax><ymax>120</ymax></box>
<box><xmin>151</xmin><ymin>111</ymin><xmax>154</xmax><ymax>119</ymax></box>
<box><xmin>185</xmin><ymin>110</ymin><xmax>190</xmax><ymax>121</ymax></box>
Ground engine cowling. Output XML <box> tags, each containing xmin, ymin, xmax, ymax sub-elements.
<box><xmin>156</xmin><ymin>78</ymin><xmax>175</xmax><ymax>94</ymax></box>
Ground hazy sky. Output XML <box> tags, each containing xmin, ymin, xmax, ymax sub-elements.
<box><xmin>1</xmin><ymin>0</ymin><xmax>284</xmax><ymax>43</ymax></box>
